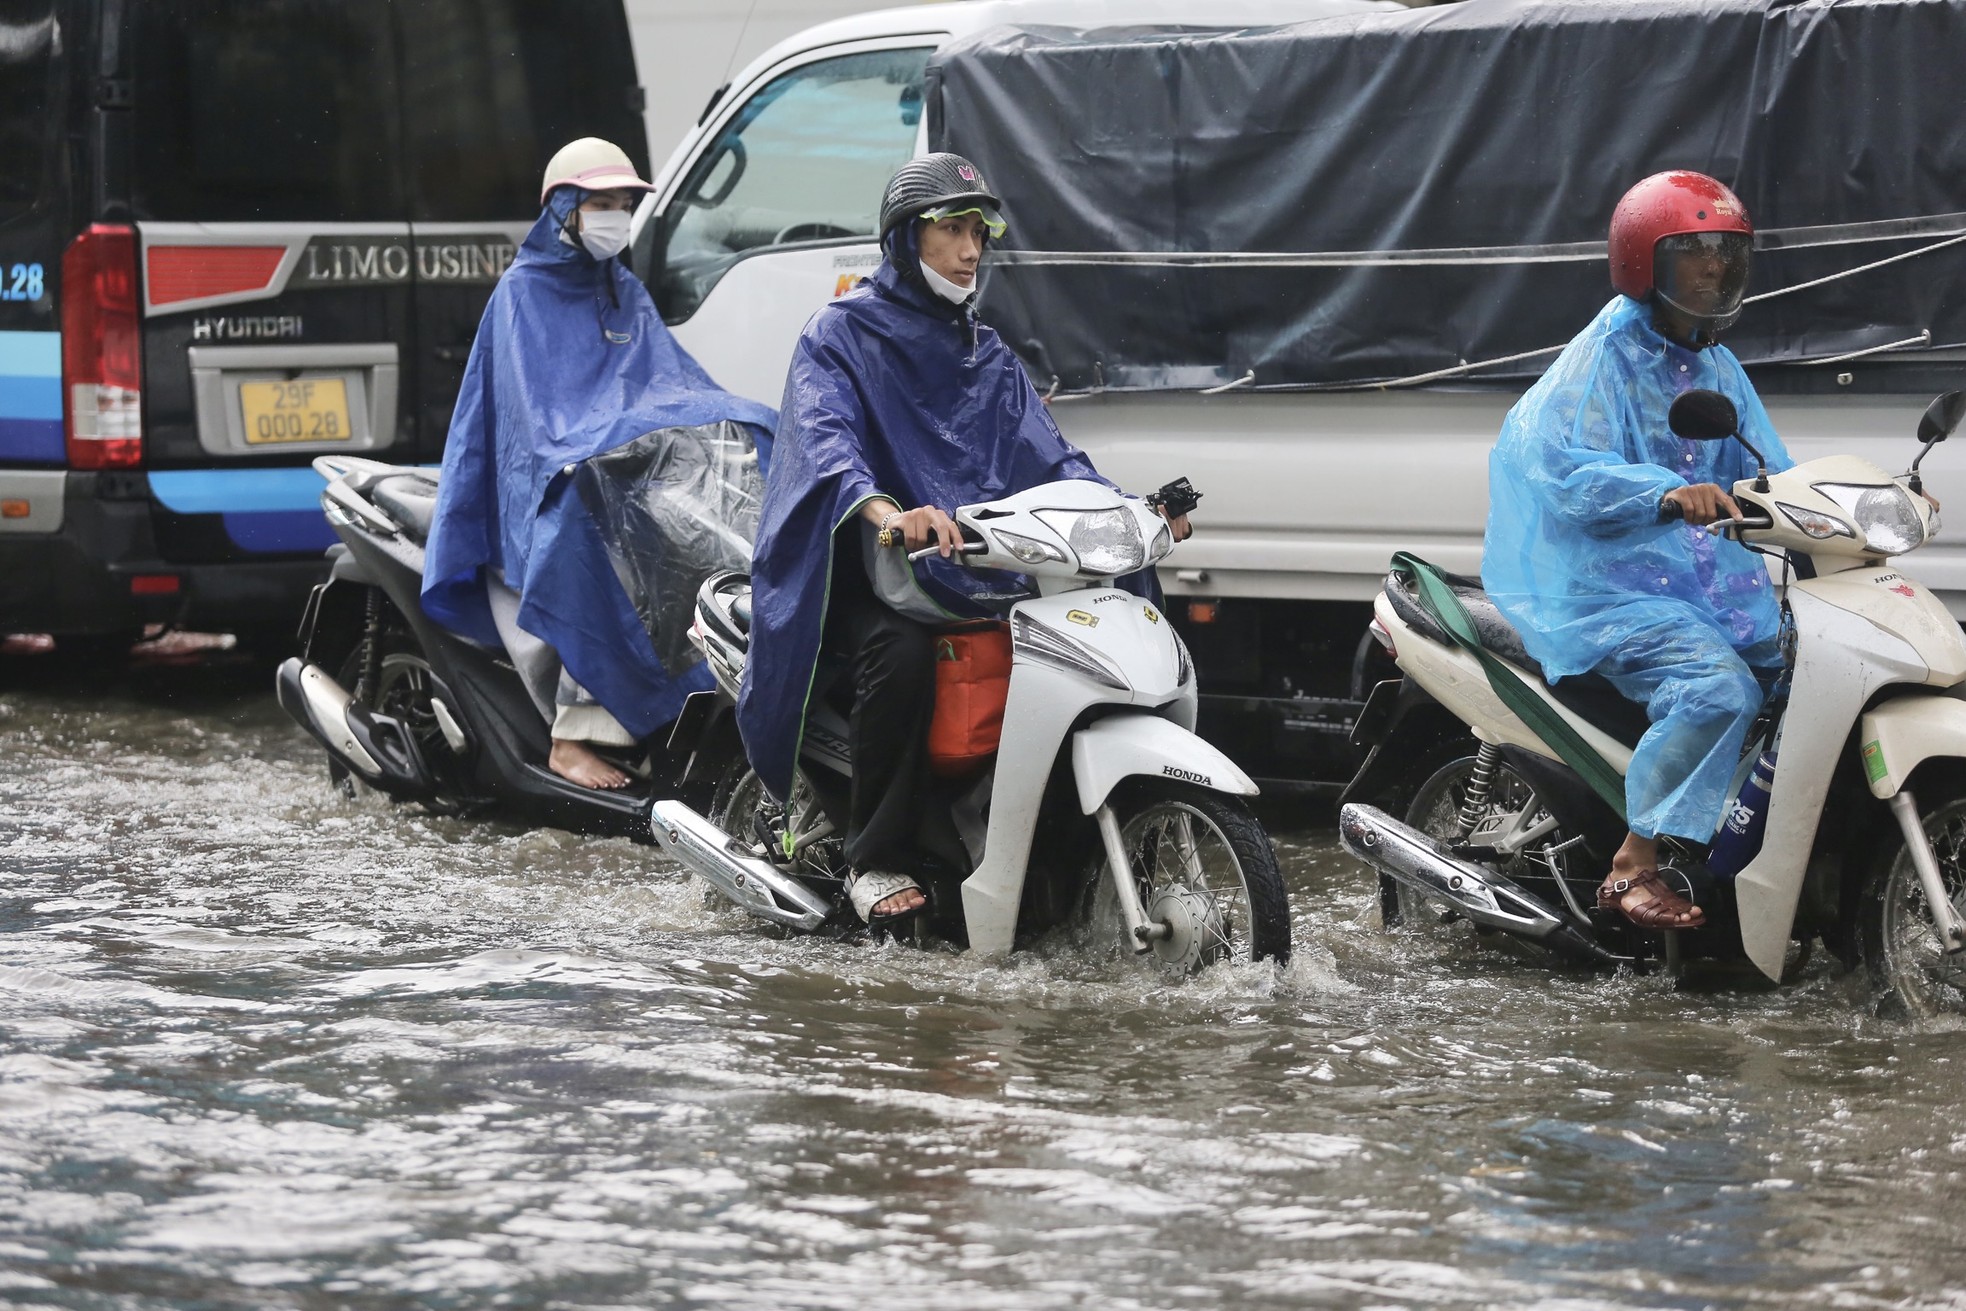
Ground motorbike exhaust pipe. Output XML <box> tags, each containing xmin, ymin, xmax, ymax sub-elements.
<box><xmin>1338</xmin><ymin>803</ymin><xmax>1616</xmax><ymax>966</ymax></box>
<box><xmin>275</xmin><ymin>658</ymin><xmax>436</xmax><ymax>798</ymax></box>
<box><xmin>650</xmin><ymin>799</ymin><xmax>831</xmax><ymax>932</ymax></box>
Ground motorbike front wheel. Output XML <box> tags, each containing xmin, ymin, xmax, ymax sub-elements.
<box><xmin>1084</xmin><ymin>781</ymin><xmax>1291</xmax><ymax>969</ymax></box>
<box><xmin>1858</xmin><ymin>775</ymin><xmax>1966</xmax><ymax>1017</ymax></box>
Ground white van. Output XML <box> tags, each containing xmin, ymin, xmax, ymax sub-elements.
<box><xmin>628</xmin><ymin>0</ymin><xmax>1966</xmax><ymax>790</ymax></box>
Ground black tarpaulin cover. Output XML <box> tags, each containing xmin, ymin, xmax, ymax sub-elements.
<box><xmin>926</xmin><ymin>0</ymin><xmax>1966</xmax><ymax>393</ymax></box>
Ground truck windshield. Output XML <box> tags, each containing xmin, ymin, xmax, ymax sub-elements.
<box><xmin>0</xmin><ymin>1</ymin><xmax>59</xmax><ymax>223</ymax></box>
<box><xmin>653</xmin><ymin>46</ymin><xmax>930</xmax><ymax>324</ymax></box>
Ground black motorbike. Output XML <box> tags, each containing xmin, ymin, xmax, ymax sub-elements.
<box><xmin>277</xmin><ymin>430</ymin><xmax>759</xmax><ymax>835</ymax></box>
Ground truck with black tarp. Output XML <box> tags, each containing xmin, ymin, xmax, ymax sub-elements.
<box><xmin>631</xmin><ymin>0</ymin><xmax>1966</xmax><ymax>791</ymax></box>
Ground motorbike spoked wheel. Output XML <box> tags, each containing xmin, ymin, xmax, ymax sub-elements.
<box><xmin>1393</xmin><ymin>755</ymin><xmax>1584</xmax><ymax>934</ymax></box>
<box><xmin>1083</xmin><ymin>781</ymin><xmax>1291</xmax><ymax>970</ymax></box>
<box><xmin>708</xmin><ymin>762</ymin><xmax>846</xmax><ymax>916</ymax></box>
<box><xmin>332</xmin><ymin>635</ymin><xmax>470</xmax><ymax>815</ymax></box>
<box><xmin>1858</xmin><ymin>778</ymin><xmax>1966</xmax><ymax>1018</ymax></box>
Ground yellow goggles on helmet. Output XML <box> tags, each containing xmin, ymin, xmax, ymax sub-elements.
<box><xmin>918</xmin><ymin>203</ymin><xmax>1006</xmax><ymax>240</ymax></box>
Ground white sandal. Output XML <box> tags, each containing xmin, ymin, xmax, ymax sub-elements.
<box><xmin>848</xmin><ymin>870</ymin><xmax>925</xmax><ymax>924</ymax></box>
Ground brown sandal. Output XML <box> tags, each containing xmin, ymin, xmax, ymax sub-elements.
<box><xmin>1597</xmin><ymin>868</ymin><xmax>1705</xmax><ymax>929</ymax></box>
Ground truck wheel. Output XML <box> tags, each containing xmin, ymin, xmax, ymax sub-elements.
<box><xmin>1085</xmin><ymin>781</ymin><xmax>1291</xmax><ymax>968</ymax></box>
<box><xmin>1857</xmin><ymin>775</ymin><xmax>1966</xmax><ymax>1017</ymax></box>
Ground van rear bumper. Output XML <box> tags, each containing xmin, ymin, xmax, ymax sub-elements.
<box><xmin>0</xmin><ymin>470</ymin><xmax>328</xmax><ymax>637</ymax></box>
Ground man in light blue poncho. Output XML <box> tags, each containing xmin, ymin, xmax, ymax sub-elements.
<box><xmin>1484</xmin><ymin>172</ymin><xmax>1790</xmax><ymax>931</ymax></box>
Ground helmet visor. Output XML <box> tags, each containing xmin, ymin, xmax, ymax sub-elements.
<box><xmin>1654</xmin><ymin>231</ymin><xmax>1752</xmax><ymax>322</ymax></box>
<box><xmin>919</xmin><ymin>202</ymin><xmax>1007</xmax><ymax>240</ymax></box>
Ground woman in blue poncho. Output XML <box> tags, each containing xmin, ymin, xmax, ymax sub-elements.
<box><xmin>422</xmin><ymin>139</ymin><xmax>776</xmax><ymax>789</ymax></box>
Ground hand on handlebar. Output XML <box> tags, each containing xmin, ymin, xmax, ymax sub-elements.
<box><xmin>1161</xmin><ymin>509</ymin><xmax>1193</xmax><ymax>542</ymax></box>
<box><xmin>1661</xmin><ymin>483</ymin><xmax>1742</xmax><ymax>527</ymax></box>
<box><xmin>892</xmin><ymin>505</ymin><xmax>962</xmax><ymax>557</ymax></box>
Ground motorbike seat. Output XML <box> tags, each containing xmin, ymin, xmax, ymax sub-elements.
<box><xmin>1383</xmin><ymin>568</ymin><xmax>1651</xmax><ymax>749</ymax></box>
<box><xmin>371</xmin><ymin>474</ymin><xmax>439</xmax><ymax>545</ymax></box>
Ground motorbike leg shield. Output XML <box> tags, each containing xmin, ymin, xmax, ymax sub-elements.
<box><xmin>1338</xmin><ymin>803</ymin><xmax>1617</xmax><ymax>966</ymax></box>
<box><xmin>274</xmin><ymin>658</ymin><xmax>436</xmax><ymax>798</ymax></box>
<box><xmin>650</xmin><ymin>799</ymin><xmax>831</xmax><ymax>931</ymax></box>
<box><xmin>1070</xmin><ymin>714</ymin><xmax>1259</xmax><ymax>814</ymax></box>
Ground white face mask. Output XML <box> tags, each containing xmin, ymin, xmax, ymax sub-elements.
<box><xmin>577</xmin><ymin>209</ymin><xmax>633</xmax><ymax>261</ymax></box>
<box><xmin>920</xmin><ymin>259</ymin><xmax>975</xmax><ymax>305</ymax></box>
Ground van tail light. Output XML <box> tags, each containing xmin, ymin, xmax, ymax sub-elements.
<box><xmin>61</xmin><ymin>224</ymin><xmax>143</xmax><ymax>470</ymax></box>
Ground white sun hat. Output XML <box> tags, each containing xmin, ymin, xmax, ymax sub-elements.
<box><xmin>539</xmin><ymin>138</ymin><xmax>655</xmax><ymax>204</ymax></box>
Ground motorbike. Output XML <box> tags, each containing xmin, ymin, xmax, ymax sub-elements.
<box><xmin>1338</xmin><ymin>387</ymin><xmax>1966</xmax><ymax>1014</ymax></box>
<box><xmin>651</xmin><ymin>478</ymin><xmax>1294</xmax><ymax>969</ymax></box>
<box><xmin>274</xmin><ymin>450</ymin><xmax>741</xmax><ymax>836</ymax></box>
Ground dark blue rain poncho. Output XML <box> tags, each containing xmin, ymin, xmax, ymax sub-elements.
<box><xmin>422</xmin><ymin>187</ymin><xmax>777</xmax><ymax>738</ymax></box>
<box><xmin>736</xmin><ymin>236</ymin><xmax>1146</xmax><ymax>801</ymax></box>
<box><xmin>1484</xmin><ymin>294</ymin><xmax>1793</xmax><ymax>840</ymax></box>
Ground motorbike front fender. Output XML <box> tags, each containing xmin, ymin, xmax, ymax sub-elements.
<box><xmin>1861</xmin><ymin>695</ymin><xmax>1966</xmax><ymax>797</ymax></box>
<box><xmin>1070</xmin><ymin>713</ymin><xmax>1258</xmax><ymax>815</ymax></box>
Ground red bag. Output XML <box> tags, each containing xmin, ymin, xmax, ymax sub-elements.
<box><xmin>928</xmin><ymin>621</ymin><xmax>1012</xmax><ymax>777</ymax></box>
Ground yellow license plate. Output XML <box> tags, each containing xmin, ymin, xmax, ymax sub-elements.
<box><xmin>240</xmin><ymin>378</ymin><xmax>352</xmax><ymax>444</ymax></box>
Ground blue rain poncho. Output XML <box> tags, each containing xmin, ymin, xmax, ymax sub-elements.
<box><xmin>422</xmin><ymin>187</ymin><xmax>778</xmax><ymax>738</ymax></box>
<box><xmin>1484</xmin><ymin>295</ymin><xmax>1793</xmax><ymax>841</ymax></box>
<box><xmin>736</xmin><ymin>244</ymin><xmax>1152</xmax><ymax>802</ymax></box>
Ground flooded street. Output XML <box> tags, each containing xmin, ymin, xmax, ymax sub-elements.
<box><xmin>2</xmin><ymin>658</ymin><xmax>1964</xmax><ymax>1310</ymax></box>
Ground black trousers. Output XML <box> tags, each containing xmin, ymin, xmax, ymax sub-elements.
<box><xmin>822</xmin><ymin>583</ymin><xmax>937</xmax><ymax>872</ymax></box>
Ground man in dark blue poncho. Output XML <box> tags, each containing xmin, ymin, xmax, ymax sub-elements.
<box><xmin>737</xmin><ymin>155</ymin><xmax>1189</xmax><ymax>925</ymax></box>
<box><xmin>423</xmin><ymin>138</ymin><xmax>776</xmax><ymax>789</ymax></box>
<box><xmin>1485</xmin><ymin>172</ymin><xmax>1793</xmax><ymax>931</ymax></box>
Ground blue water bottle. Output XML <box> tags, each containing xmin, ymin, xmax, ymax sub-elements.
<box><xmin>1708</xmin><ymin>750</ymin><xmax>1778</xmax><ymax>879</ymax></box>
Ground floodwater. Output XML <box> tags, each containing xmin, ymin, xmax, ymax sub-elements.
<box><xmin>2</xmin><ymin>653</ymin><xmax>1964</xmax><ymax>1311</ymax></box>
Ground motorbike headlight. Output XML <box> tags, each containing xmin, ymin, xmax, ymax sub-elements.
<box><xmin>1036</xmin><ymin>507</ymin><xmax>1146</xmax><ymax>576</ymax></box>
<box><xmin>994</xmin><ymin>528</ymin><xmax>1067</xmax><ymax>566</ymax></box>
<box><xmin>1774</xmin><ymin>502</ymin><xmax>1855</xmax><ymax>541</ymax></box>
<box><xmin>1173</xmin><ymin>627</ymin><xmax>1193</xmax><ymax>686</ymax></box>
<box><xmin>1814</xmin><ymin>482</ymin><xmax>1927</xmax><ymax>555</ymax></box>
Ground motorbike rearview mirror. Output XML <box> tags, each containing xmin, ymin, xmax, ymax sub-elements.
<box><xmin>1668</xmin><ymin>389</ymin><xmax>1769</xmax><ymax>492</ymax></box>
<box><xmin>1909</xmin><ymin>391</ymin><xmax>1966</xmax><ymax>494</ymax></box>
<box><xmin>1916</xmin><ymin>391</ymin><xmax>1966</xmax><ymax>445</ymax></box>
<box><xmin>1668</xmin><ymin>389</ymin><xmax>1738</xmax><ymax>442</ymax></box>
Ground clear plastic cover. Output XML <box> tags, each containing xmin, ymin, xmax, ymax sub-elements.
<box><xmin>1040</xmin><ymin>507</ymin><xmax>1144</xmax><ymax>576</ymax></box>
<box><xmin>575</xmin><ymin>419</ymin><xmax>765</xmax><ymax>674</ymax></box>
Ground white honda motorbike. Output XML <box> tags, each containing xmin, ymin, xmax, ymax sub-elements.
<box><xmin>1339</xmin><ymin>388</ymin><xmax>1966</xmax><ymax>1014</ymax></box>
<box><xmin>652</xmin><ymin>479</ymin><xmax>1292</xmax><ymax>969</ymax></box>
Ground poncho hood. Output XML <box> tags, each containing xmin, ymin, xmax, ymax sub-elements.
<box><xmin>422</xmin><ymin>186</ymin><xmax>778</xmax><ymax>738</ymax></box>
<box><xmin>1484</xmin><ymin>295</ymin><xmax>1793</xmax><ymax>681</ymax></box>
<box><xmin>735</xmin><ymin>252</ymin><xmax>1150</xmax><ymax>801</ymax></box>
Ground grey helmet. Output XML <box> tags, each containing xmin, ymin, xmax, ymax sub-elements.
<box><xmin>878</xmin><ymin>153</ymin><xmax>1006</xmax><ymax>241</ymax></box>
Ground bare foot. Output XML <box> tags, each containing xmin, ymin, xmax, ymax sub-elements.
<box><xmin>549</xmin><ymin>738</ymin><xmax>631</xmax><ymax>790</ymax></box>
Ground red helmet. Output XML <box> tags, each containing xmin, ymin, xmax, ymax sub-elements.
<box><xmin>1609</xmin><ymin>171</ymin><xmax>1754</xmax><ymax>339</ymax></box>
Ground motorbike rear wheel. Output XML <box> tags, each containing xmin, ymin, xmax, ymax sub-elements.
<box><xmin>1084</xmin><ymin>781</ymin><xmax>1291</xmax><ymax>969</ymax></box>
<box><xmin>1392</xmin><ymin>754</ymin><xmax>1584</xmax><ymax>933</ymax></box>
<box><xmin>332</xmin><ymin>629</ymin><xmax>468</xmax><ymax>812</ymax></box>
<box><xmin>1858</xmin><ymin>777</ymin><xmax>1966</xmax><ymax>1017</ymax></box>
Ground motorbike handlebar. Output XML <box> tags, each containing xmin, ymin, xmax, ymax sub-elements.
<box><xmin>907</xmin><ymin>540</ymin><xmax>990</xmax><ymax>564</ymax></box>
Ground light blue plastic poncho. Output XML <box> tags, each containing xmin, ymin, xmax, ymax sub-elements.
<box><xmin>1486</xmin><ymin>295</ymin><xmax>1790</xmax><ymax>676</ymax></box>
<box><xmin>1484</xmin><ymin>295</ymin><xmax>1793</xmax><ymax>842</ymax></box>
